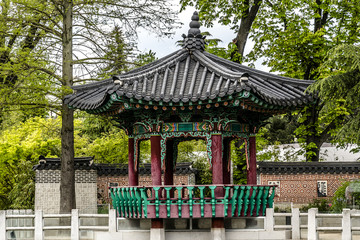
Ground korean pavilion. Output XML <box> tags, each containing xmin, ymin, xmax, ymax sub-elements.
<box><xmin>65</xmin><ymin>11</ymin><xmax>313</xmax><ymax>238</ymax></box>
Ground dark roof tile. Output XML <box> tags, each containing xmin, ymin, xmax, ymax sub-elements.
<box><xmin>64</xmin><ymin>12</ymin><xmax>314</xmax><ymax>112</ymax></box>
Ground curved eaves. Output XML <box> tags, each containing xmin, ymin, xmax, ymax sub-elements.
<box><xmin>72</xmin><ymin>78</ymin><xmax>113</xmax><ymax>92</ymax></box>
<box><xmin>193</xmin><ymin>51</ymin><xmax>248</xmax><ymax>80</ymax></box>
<box><xmin>203</xmin><ymin>51</ymin><xmax>314</xmax><ymax>86</ymax></box>
<box><xmin>248</xmin><ymin>77</ymin><xmax>298</xmax><ymax>106</ymax></box>
<box><xmin>117</xmin><ymin>49</ymin><xmax>188</xmax><ymax>81</ymax></box>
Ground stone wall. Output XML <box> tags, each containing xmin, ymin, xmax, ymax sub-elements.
<box><xmin>259</xmin><ymin>173</ymin><xmax>359</xmax><ymax>204</ymax></box>
<box><xmin>35</xmin><ymin>169</ymin><xmax>97</xmax><ymax>213</ymax></box>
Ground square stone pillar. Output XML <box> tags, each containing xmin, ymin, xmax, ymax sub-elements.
<box><xmin>211</xmin><ymin>218</ymin><xmax>225</xmax><ymax>240</ymax></box>
<box><xmin>151</xmin><ymin>219</ymin><xmax>164</xmax><ymax>240</ymax></box>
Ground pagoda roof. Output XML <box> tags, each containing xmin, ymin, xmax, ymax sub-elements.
<box><xmin>258</xmin><ymin>161</ymin><xmax>360</xmax><ymax>175</ymax></box>
<box><xmin>64</xmin><ymin>12</ymin><xmax>314</xmax><ymax>114</ymax></box>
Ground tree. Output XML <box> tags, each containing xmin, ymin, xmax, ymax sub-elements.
<box><xmin>180</xmin><ymin>0</ymin><xmax>262</xmax><ymax>63</ymax></box>
<box><xmin>1</xmin><ymin>0</ymin><xmax>178</xmax><ymax>212</ymax></box>
<box><xmin>310</xmin><ymin>44</ymin><xmax>360</xmax><ymax>150</ymax></box>
<box><xmin>181</xmin><ymin>0</ymin><xmax>360</xmax><ymax>161</ymax></box>
<box><xmin>0</xmin><ymin>0</ymin><xmax>55</xmax><ymax>125</ymax></box>
<box><xmin>247</xmin><ymin>0</ymin><xmax>360</xmax><ymax>161</ymax></box>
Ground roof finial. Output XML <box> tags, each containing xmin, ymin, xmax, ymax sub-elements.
<box><xmin>188</xmin><ymin>11</ymin><xmax>201</xmax><ymax>38</ymax></box>
<box><xmin>182</xmin><ymin>11</ymin><xmax>206</xmax><ymax>52</ymax></box>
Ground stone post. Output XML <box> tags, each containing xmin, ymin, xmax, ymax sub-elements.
<box><xmin>150</xmin><ymin>219</ymin><xmax>165</xmax><ymax>240</ymax></box>
<box><xmin>211</xmin><ymin>218</ymin><xmax>225</xmax><ymax>240</ymax></box>
<box><xmin>342</xmin><ymin>208</ymin><xmax>351</xmax><ymax>240</ymax></box>
<box><xmin>265</xmin><ymin>208</ymin><xmax>274</xmax><ymax>231</ymax></box>
<box><xmin>34</xmin><ymin>210</ymin><xmax>43</xmax><ymax>240</ymax></box>
<box><xmin>71</xmin><ymin>209</ymin><xmax>79</xmax><ymax>240</ymax></box>
<box><xmin>0</xmin><ymin>211</ymin><xmax>6</xmax><ymax>240</ymax></box>
<box><xmin>308</xmin><ymin>208</ymin><xmax>318</xmax><ymax>240</ymax></box>
<box><xmin>109</xmin><ymin>209</ymin><xmax>117</xmax><ymax>233</ymax></box>
<box><xmin>292</xmin><ymin>208</ymin><xmax>301</xmax><ymax>240</ymax></box>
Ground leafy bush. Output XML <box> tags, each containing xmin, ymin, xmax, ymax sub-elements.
<box><xmin>300</xmin><ymin>199</ymin><xmax>331</xmax><ymax>213</ymax></box>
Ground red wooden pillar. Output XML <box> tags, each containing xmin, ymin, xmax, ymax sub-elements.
<box><xmin>247</xmin><ymin>136</ymin><xmax>257</xmax><ymax>184</ymax></box>
<box><xmin>150</xmin><ymin>135</ymin><xmax>164</xmax><ymax>234</ymax></box>
<box><xmin>211</xmin><ymin>133</ymin><xmax>223</xmax><ymax>196</ymax></box>
<box><xmin>164</xmin><ymin>140</ymin><xmax>174</xmax><ymax>186</ymax></box>
<box><xmin>211</xmin><ymin>134</ymin><xmax>226</xmax><ymax>235</ymax></box>
<box><xmin>151</xmin><ymin>135</ymin><xmax>162</xmax><ymax>186</ymax></box>
<box><xmin>128</xmin><ymin>137</ymin><xmax>138</xmax><ymax>186</ymax></box>
<box><xmin>223</xmin><ymin>138</ymin><xmax>231</xmax><ymax>185</ymax></box>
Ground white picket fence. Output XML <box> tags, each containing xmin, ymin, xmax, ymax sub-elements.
<box><xmin>268</xmin><ymin>208</ymin><xmax>355</xmax><ymax>240</ymax></box>
<box><xmin>0</xmin><ymin>209</ymin><xmax>116</xmax><ymax>240</ymax></box>
<box><xmin>0</xmin><ymin>208</ymin><xmax>359</xmax><ymax>240</ymax></box>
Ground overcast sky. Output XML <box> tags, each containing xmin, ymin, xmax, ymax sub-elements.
<box><xmin>137</xmin><ymin>6</ymin><xmax>270</xmax><ymax>72</ymax></box>
<box><xmin>137</xmin><ymin>7</ymin><xmax>232</xmax><ymax>57</ymax></box>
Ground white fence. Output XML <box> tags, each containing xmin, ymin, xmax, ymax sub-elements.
<box><xmin>0</xmin><ymin>208</ymin><xmax>359</xmax><ymax>240</ymax></box>
<box><xmin>0</xmin><ymin>209</ymin><xmax>116</xmax><ymax>240</ymax></box>
<box><xmin>268</xmin><ymin>208</ymin><xmax>357</xmax><ymax>240</ymax></box>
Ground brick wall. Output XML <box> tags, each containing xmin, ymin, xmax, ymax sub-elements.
<box><xmin>35</xmin><ymin>170</ymin><xmax>97</xmax><ymax>213</ymax></box>
<box><xmin>97</xmin><ymin>173</ymin><xmax>195</xmax><ymax>204</ymax></box>
<box><xmin>260</xmin><ymin>173</ymin><xmax>360</xmax><ymax>204</ymax></box>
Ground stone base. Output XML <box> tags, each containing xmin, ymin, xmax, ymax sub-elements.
<box><xmin>150</xmin><ymin>228</ymin><xmax>165</xmax><ymax>240</ymax></box>
<box><xmin>94</xmin><ymin>229</ymin><xmax>291</xmax><ymax>240</ymax></box>
<box><xmin>226</xmin><ymin>230</ymin><xmax>291</xmax><ymax>240</ymax></box>
<box><xmin>212</xmin><ymin>228</ymin><xmax>225</xmax><ymax>240</ymax></box>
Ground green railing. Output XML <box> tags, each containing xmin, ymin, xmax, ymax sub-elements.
<box><xmin>110</xmin><ymin>185</ymin><xmax>276</xmax><ymax>219</ymax></box>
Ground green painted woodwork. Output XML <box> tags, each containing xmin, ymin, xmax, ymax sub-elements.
<box><xmin>243</xmin><ymin>186</ymin><xmax>251</xmax><ymax>215</ymax></box>
<box><xmin>209</xmin><ymin>186</ymin><xmax>217</xmax><ymax>218</ymax></box>
<box><xmin>162</xmin><ymin>122</ymin><xmax>209</xmax><ymax>132</ymax></box>
<box><xmin>110</xmin><ymin>185</ymin><xmax>275</xmax><ymax>219</ymax></box>
<box><xmin>237</xmin><ymin>186</ymin><xmax>245</xmax><ymax>216</ymax></box>
<box><xmin>262</xmin><ymin>186</ymin><xmax>270</xmax><ymax>216</ymax></box>
<box><xmin>256</xmin><ymin>186</ymin><xmax>264</xmax><ymax>217</ymax></box>
<box><xmin>160</xmin><ymin>131</ymin><xmax>213</xmax><ymax>168</ymax></box>
<box><xmin>86</xmin><ymin>88</ymin><xmax>287</xmax><ymax>118</ymax></box>
<box><xmin>176</xmin><ymin>186</ymin><xmax>183</xmax><ymax>218</ymax></box>
<box><xmin>249</xmin><ymin>186</ymin><xmax>257</xmax><ymax>217</ymax></box>
<box><xmin>198</xmin><ymin>186</ymin><xmax>206</xmax><ymax>217</ymax></box>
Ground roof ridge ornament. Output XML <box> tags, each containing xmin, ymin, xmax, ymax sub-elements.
<box><xmin>182</xmin><ymin>11</ymin><xmax>206</xmax><ymax>52</ymax></box>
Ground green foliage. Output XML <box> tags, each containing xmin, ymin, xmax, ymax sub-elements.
<box><xmin>300</xmin><ymin>199</ymin><xmax>331</xmax><ymax>213</ymax></box>
<box><xmin>182</xmin><ymin>0</ymin><xmax>360</xmax><ymax>161</ymax></box>
<box><xmin>262</xmin><ymin>115</ymin><xmax>297</xmax><ymax>144</ymax></box>
<box><xmin>0</xmin><ymin>115</ymin><xmax>130</xmax><ymax>209</ymax></box>
<box><xmin>177</xmin><ymin>140</ymin><xmax>211</xmax><ymax>184</ymax></box>
<box><xmin>0</xmin><ymin>117</ymin><xmax>61</xmax><ymax>209</ymax></box>
<box><xmin>232</xmin><ymin>140</ymin><xmax>247</xmax><ymax>184</ymax></box>
<box><xmin>134</xmin><ymin>50</ymin><xmax>158</xmax><ymax>67</ymax></box>
<box><xmin>310</xmin><ymin>44</ymin><xmax>360</xmax><ymax>148</ymax></box>
<box><xmin>192</xmin><ymin>155</ymin><xmax>212</xmax><ymax>185</ymax></box>
<box><xmin>331</xmin><ymin>180</ymin><xmax>360</xmax><ymax>212</ymax></box>
<box><xmin>331</xmin><ymin>181</ymin><xmax>350</xmax><ymax>213</ymax></box>
<box><xmin>177</xmin><ymin>140</ymin><xmax>206</xmax><ymax>163</ymax></box>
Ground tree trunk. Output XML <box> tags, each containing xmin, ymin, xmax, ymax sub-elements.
<box><xmin>232</xmin><ymin>0</ymin><xmax>262</xmax><ymax>62</ymax></box>
<box><xmin>60</xmin><ymin>0</ymin><xmax>75</xmax><ymax>214</ymax></box>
